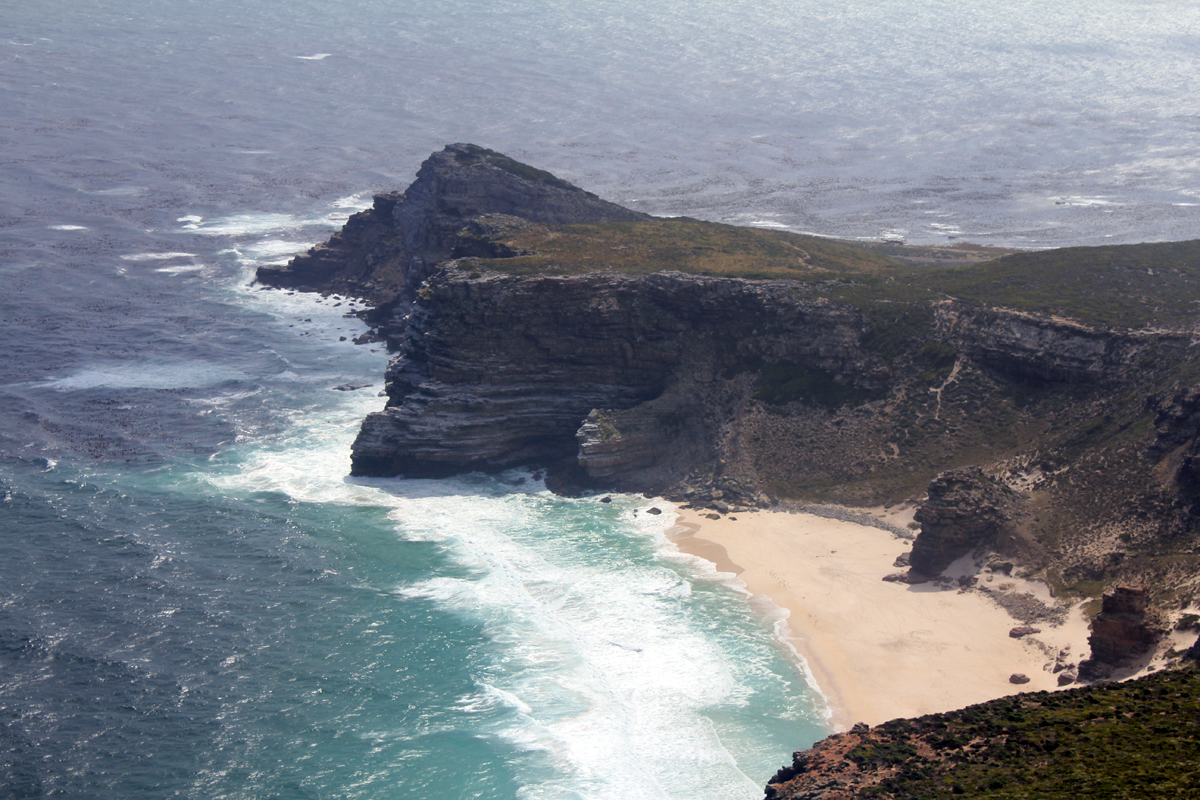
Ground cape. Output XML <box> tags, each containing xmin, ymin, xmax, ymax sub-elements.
<box><xmin>259</xmin><ymin>145</ymin><xmax>1200</xmax><ymax>796</ymax></box>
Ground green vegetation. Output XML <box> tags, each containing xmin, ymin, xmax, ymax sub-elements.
<box><xmin>471</xmin><ymin>217</ymin><xmax>904</xmax><ymax>278</ymax></box>
<box><xmin>928</xmin><ymin>240</ymin><xmax>1200</xmax><ymax>329</ymax></box>
<box><xmin>844</xmin><ymin>667</ymin><xmax>1200</xmax><ymax>799</ymax></box>
<box><xmin>460</xmin><ymin>214</ymin><xmax>1200</xmax><ymax>330</ymax></box>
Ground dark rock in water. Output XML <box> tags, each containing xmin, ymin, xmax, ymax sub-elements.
<box><xmin>332</xmin><ymin>383</ymin><xmax>372</xmax><ymax>392</ymax></box>
<box><xmin>255</xmin><ymin>143</ymin><xmax>646</xmax><ymax>307</ymax></box>
<box><xmin>599</xmin><ymin>496</ymin><xmax>612</xmax><ymax>503</ymax></box>
<box><xmin>646</xmin><ymin>507</ymin><xmax>662</xmax><ymax>515</ymax></box>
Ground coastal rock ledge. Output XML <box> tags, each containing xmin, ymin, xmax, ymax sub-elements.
<box><xmin>349</xmin><ymin>266</ymin><xmax>867</xmax><ymax>486</ymax></box>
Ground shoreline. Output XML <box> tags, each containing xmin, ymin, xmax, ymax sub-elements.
<box><xmin>666</xmin><ymin>507</ymin><xmax>1094</xmax><ymax>730</ymax></box>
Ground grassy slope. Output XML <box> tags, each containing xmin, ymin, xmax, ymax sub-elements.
<box><xmin>471</xmin><ymin>217</ymin><xmax>1200</xmax><ymax>330</ymax></box>
<box><xmin>929</xmin><ymin>240</ymin><xmax>1200</xmax><ymax>330</ymax></box>
<box><xmin>484</xmin><ymin>217</ymin><xmax>904</xmax><ymax>277</ymax></box>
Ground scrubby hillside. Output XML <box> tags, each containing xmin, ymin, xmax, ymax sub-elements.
<box><xmin>765</xmin><ymin>664</ymin><xmax>1200</xmax><ymax>799</ymax></box>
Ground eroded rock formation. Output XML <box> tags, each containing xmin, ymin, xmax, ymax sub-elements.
<box><xmin>1079</xmin><ymin>585</ymin><xmax>1167</xmax><ymax>678</ymax></box>
<box><xmin>909</xmin><ymin>466</ymin><xmax>1017</xmax><ymax>576</ymax></box>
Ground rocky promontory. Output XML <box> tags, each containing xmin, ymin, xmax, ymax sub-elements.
<box><xmin>257</xmin><ymin>143</ymin><xmax>645</xmax><ymax>308</ymax></box>
<box><xmin>260</xmin><ymin>144</ymin><xmax>1200</xmax><ymax>716</ymax></box>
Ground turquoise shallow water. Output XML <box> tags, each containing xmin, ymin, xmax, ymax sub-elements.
<box><xmin>4</xmin><ymin>1</ymin><xmax>1199</xmax><ymax>795</ymax></box>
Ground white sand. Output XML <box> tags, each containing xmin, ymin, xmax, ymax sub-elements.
<box><xmin>667</xmin><ymin>507</ymin><xmax>1094</xmax><ymax>729</ymax></box>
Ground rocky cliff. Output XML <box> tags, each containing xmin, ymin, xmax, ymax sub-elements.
<box><xmin>262</xmin><ymin>144</ymin><xmax>1200</xmax><ymax>679</ymax></box>
<box><xmin>349</xmin><ymin>267</ymin><xmax>873</xmax><ymax>486</ymax></box>
<box><xmin>257</xmin><ymin>143</ymin><xmax>645</xmax><ymax>307</ymax></box>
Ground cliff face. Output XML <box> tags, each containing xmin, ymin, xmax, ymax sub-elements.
<box><xmin>349</xmin><ymin>267</ymin><xmax>871</xmax><ymax>485</ymax></box>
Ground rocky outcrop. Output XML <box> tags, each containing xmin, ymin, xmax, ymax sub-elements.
<box><xmin>943</xmin><ymin>308</ymin><xmax>1152</xmax><ymax>384</ymax></box>
<box><xmin>909</xmin><ymin>467</ymin><xmax>1016</xmax><ymax>576</ymax></box>
<box><xmin>256</xmin><ymin>143</ymin><xmax>646</xmax><ymax>305</ymax></box>
<box><xmin>1079</xmin><ymin>585</ymin><xmax>1168</xmax><ymax>677</ymax></box>
<box><xmin>256</xmin><ymin>191</ymin><xmax>407</xmax><ymax>305</ymax></box>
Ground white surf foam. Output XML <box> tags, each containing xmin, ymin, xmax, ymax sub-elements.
<box><xmin>37</xmin><ymin>361</ymin><xmax>246</xmax><ymax>391</ymax></box>
<box><xmin>155</xmin><ymin>264</ymin><xmax>207</xmax><ymax>274</ymax></box>
<box><xmin>83</xmin><ymin>186</ymin><xmax>147</xmax><ymax>196</ymax></box>
<box><xmin>185</xmin><ymin>212</ymin><xmax>319</xmax><ymax>237</ymax></box>
<box><xmin>120</xmin><ymin>252</ymin><xmax>198</xmax><ymax>261</ymax></box>
<box><xmin>385</xmin><ymin>490</ymin><xmax>766</xmax><ymax>799</ymax></box>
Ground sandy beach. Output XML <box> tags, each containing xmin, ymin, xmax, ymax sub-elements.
<box><xmin>667</xmin><ymin>507</ymin><xmax>1095</xmax><ymax>729</ymax></box>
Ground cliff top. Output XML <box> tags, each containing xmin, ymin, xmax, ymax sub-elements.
<box><xmin>462</xmin><ymin>215</ymin><xmax>1200</xmax><ymax>330</ymax></box>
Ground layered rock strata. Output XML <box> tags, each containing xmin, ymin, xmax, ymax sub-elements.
<box><xmin>1080</xmin><ymin>585</ymin><xmax>1167</xmax><ymax>677</ymax></box>
<box><xmin>349</xmin><ymin>267</ymin><xmax>872</xmax><ymax>482</ymax></box>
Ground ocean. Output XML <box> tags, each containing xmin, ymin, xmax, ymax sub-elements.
<box><xmin>2</xmin><ymin>1</ymin><xmax>1198</xmax><ymax>797</ymax></box>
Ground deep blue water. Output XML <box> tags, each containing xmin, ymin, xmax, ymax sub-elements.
<box><xmin>3</xmin><ymin>1</ymin><xmax>1199</xmax><ymax>797</ymax></box>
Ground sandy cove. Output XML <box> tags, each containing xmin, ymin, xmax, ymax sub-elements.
<box><xmin>667</xmin><ymin>507</ymin><xmax>1094</xmax><ymax>730</ymax></box>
